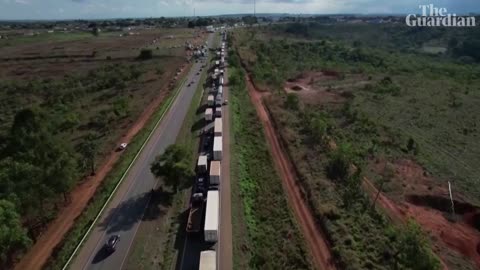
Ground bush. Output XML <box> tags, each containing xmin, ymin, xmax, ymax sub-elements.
<box><xmin>284</xmin><ymin>93</ymin><xmax>299</xmax><ymax>110</ymax></box>
<box><xmin>138</xmin><ymin>49</ymin><xmax>153</xmax><ymax>60</ymax></box>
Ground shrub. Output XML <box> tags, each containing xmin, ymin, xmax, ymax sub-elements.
<box><xmin>138</xmin><ymin>49</ymin><xmax>153</xmax><ymax>60</ymax></box>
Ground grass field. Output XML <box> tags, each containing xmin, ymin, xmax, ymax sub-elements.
<box><xmin>229</xmin><ymin>24</ymin><xmax>480</xmax><ymax>269</ymax></box>
<box><xmin>228</xmin><ymin>65</ymin><xmax>313</xmax><ymax>270</ymax></box>
<box><xmin>0</xmin><ymin>27</ymin><xmax>204</xmax><ymax>267</ymax></box>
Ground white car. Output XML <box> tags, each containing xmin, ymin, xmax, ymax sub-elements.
<box><xmin>223</xmin><ymin>100</ymin><xmax>228</xmax><ymax>105</ymax></box>
<box><xmin>119</xmin><ymin>143</ymin><xmax>128</xmax><ymax>150</ymax></box>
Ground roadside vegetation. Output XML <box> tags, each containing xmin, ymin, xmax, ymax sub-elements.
<box><xmin>44</xmin><ymin>76</ymin><xmax>186</xmax><ymax>270</ymax></box>
<box><xmin>228</xmin><ymin>60</ymin><xmax>313</xmax><ymax>269</ymax></box>
<box><xmin>0</xmin><ymin>29</ymin><xmax>191</xmax><ymax>267</ymax></box>
<box><xmin>231</xmin><ymin>24</ymin><xmax>480</xmax><ymax>270</ymax></box>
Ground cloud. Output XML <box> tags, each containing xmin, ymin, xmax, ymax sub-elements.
<box><xmin>159</xmin><ymin>0</ymin><xmax>169</xmax><ymax>7</ymax></box>
<box><xmin>14</xmin><ymin>0</ymin><xmax>29</xmax><ymax>4</ymax></box>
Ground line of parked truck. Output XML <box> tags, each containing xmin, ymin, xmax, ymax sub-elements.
<box><xmin>185</xmin><ymin>31</ymin><xmax>228</xmax><ymax>270</ymax></box>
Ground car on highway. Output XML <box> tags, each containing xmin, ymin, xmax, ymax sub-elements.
<box><xmin>119</xmin><ymin>143</ymin><xmax>128</xmax><ymax>150</ymax></box>
<box><xmin>223</xmin><ymin>100</ymin><xmax>228</xmax><ymax>105</ymax></box>
<box><xmin>105</xmin><ymin>235</ymin><xmax>120</xmax><ymax>253</ymax></box>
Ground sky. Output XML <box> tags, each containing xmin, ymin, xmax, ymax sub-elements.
<box><xmin>0</xmin><ymin>0</ymin><xmax>480</xmax><ymax>20</ymax></box>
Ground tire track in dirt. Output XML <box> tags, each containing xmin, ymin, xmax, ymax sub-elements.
<box><xmin>245</xmin><ymin>74</ymin><xmax>336</xmax><ymax>270</ymax></box>
<box><xmin>14</xmin><ymin>64</ymin><xmax>192</xmax><ymax>270</ymax></box>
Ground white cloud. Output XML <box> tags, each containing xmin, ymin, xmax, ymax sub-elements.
<box><xmin>14</xmin><ymin>0</ymin><xmax>29</xmax><ymax>4</ymax></box>
<box><xmin>159</xmin><ymin>0</ymin><xmax>169</xmax><ymax>7</ymax></box>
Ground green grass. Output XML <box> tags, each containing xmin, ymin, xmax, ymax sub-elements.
<box><xmin>228</xmin><ymin>66</ymin><xmax>313</xmax><ymax>270</ymax></box>
<box><xmin>44</xmin><ymin>76</ymin><xmax>187</xmax><ymax>270</ymax></box>
<box><xmin>230</xmin><ymin>25</ymin><xmax>478</xmax><ymax>269</ymax></box>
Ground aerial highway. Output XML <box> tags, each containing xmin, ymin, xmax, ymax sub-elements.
<box><xmin>69</xmin><ymin>32</ymin><xmax>215</xmax><ymax>270</ymax></box>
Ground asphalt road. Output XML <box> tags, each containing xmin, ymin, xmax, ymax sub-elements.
<box><xmin>70</xmin><ymin>32</ymin><xmax>215</xmax><ymax>270</ymax></box>
<box><xmin>218</xmin><ymin>43</ymin><xmax>233</xmax><ymax>270</ymax></box>
<box><xmin>176</xmin><ymin>33</ymin><xmax>232</xmax><ymax>270</ymax></box>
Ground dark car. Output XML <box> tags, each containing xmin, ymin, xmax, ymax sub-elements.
<box><xmin>105</xmin><ymin>235</ymin><xmax>120</xmax><ymax>252</ymax></box>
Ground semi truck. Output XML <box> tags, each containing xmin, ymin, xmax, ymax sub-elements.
<box><xmin>204</xmin><ymin>190</ymin><xmax>219</xmax><ymax>242</ymax></box>
<box><xmin>215</xmin><ymin>107</ymin><xmax>222</xmax><ymax>117</ymax></box>
<box><xmin>197</xmin><ymin>155</ymin><xmax>208</xmax><ymax>173</ymax></box>
<box><xmin>207</xmin><ymin>95</ymin><xmax>214</xmax><ymax>106</ymax></box>
<box><xmin>213</xmin><ymin>136</ymin><xmax>222</xmax><ymax>161</ymax></box>
<box><xmin>186</xmin><ymin>193</ymin><xmax>205</xmax><ymax>233</ymax></box>
<box><xmin>214</xmin><ymin>118</ymin><xmax>222</xmax><ymax>137</ymax></box>
<box><xmin>205</xmin><ymin>108</ymin><xmax>213</xmax><ymax>121</ymax></box>
<box><xmin>199</xmin><ymin>250</ymin><xmax>217</xmax><ymax>270</ymax></box>
<box><xmin>209</xmin><ymin>161</ymin><xmax>221</xmax><ymax>185</ymax></box>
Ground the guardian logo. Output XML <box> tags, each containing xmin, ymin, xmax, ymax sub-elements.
<box><xmin>406</xmin><ymin>4</ymin><xmax>476</xmax><ymax>27</ymax></box>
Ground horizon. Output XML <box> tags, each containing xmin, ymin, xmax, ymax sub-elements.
<box><xmin>1</xmin><ymin>0</ymin><xmax>480</xmax><ymax>21</ymax></box>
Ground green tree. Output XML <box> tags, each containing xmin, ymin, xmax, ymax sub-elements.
<box><xmin>284</xmin><ymin>93</ymin><xmax>300</xmax><ymax>110</ymax></box>
<box><xmin>113</xmin><ymin>97</ymin><xmax>130</xmax><ymax>118</ymax></box>
<box><xmin>138</xmin><ymin>49</ymin><xmax>153</xmax><ymax>60</ymax></box>
<box><xmin>326</xmin><ymin>143</ymin><xmax>355</xmax><ymax>182</ymax></box>
<box><xmin>150</xmin><ymin>144</ymin><xmax>194</xmax><ymax>192</ymax></box>
<box><xmin>392</xmin><ymin>221</ymin><xmax>441</xmax><ymax>270</ymax></box>
<box><xmin>3</xmin><ymin>108</ymin><xmax>78</xmax><ymax>206</ymax></box>
<box><xmin>78</xmin><ymin>133</ymin><xmax>99</xmax><ymax>176</ymax></box>
<box><xmin>0</xmin><ymin>200</ymin><xmax>31</xmax><ymax>268</ymax></box>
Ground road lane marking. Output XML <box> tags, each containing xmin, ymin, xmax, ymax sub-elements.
<box><xmin>63</xmin><ymin>73</ymin><xmax>188</xmax><ymax>270</ymax></box>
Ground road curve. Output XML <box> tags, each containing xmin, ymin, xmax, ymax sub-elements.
<box><xmin>70</xmin><ymin>33</ymin><xmax>215</xmax><ymax>270</ymax></box>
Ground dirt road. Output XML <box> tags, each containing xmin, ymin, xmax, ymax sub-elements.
<box><xmin>245</xmin><ymin>75</ymin><xmax>336</xmax><ymax>270</ymax></box>
<box><xmin>14</xmin><ymin>65</ymin><xmax>191</xmax><ymax>270</ymax></box>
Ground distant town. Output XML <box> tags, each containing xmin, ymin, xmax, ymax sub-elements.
<box><xmin>0</xmin><ymin>14</ymin><xmax>433</xmax><ymax>39</ymax></box>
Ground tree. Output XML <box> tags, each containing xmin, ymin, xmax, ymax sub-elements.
<box><xmin>371</xmin><ymin>162</ymin><xmax>394</xmax><ymax>210</ymax></box>
<box><xmin>3</xmin><ymin>108</ymin><xmax>78</xmax><ymax>206</ymax></box>
<box><xmin>150</xmin><ymin>144</ymin><xmax>194</xmax><ymax>192</ymax></box>
<box><xmin>391</xmin><ymin>221</ymin><xmax>441</xmax><ymax>270</ymax></box>
<box><xmin>78</xmin><ymin>133</ymin><xmax>99</xmax><ymax>176</ymax></box>
<box><xmin>138</xmin><ymin>49</ymin><xmax>153</xmax><ymax>60</ymax></box>
<box><xmin>0</xmin><ymin>200</ymin><xmax>31</xmax><ymax>268</ymax></box>
<box><xmin>284</xmin><ymin>93</ymin><xmax>300</xmax><ymax>110</ymax></box>
<box><xmin>326</xmin><ymin>143</ymin><xmax>355</xmax><ymax>182</ymax></box>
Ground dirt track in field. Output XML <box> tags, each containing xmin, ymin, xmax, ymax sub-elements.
<box><xmin>245</xmin><ymin>74</ymin><xmax>336</xmax><ymax>270</ymax></box>
<box><xmin>14</xmin><ymin>64</ymin><xmax>191</xmax><ymax>270</ymax></box>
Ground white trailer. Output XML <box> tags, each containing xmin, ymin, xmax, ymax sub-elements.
<box><xmin>197</xmin><ymin>155</ymin><xmax>208</xmax><ymax>173</ymax></box>
<box><xmin>209</xmin><ymin>161</ymin><xmax>221</xmax><ymax>185</ymax></box>
<box><xmin>204</xmin><ymin>191</ymin><xmax>219</xmax><ymax>242</ymax></box>
<box><xmin>215</xmin><ymin>107</ymin><xmax>222</xmax><ymax>117</ymax></box>
<box><xmin>213</xmin><ymin>136</ymin><xmax>222</xmax><ymax>160</ymax></box>
<box><xmin>214</xmin><ymin>118</ymin><xmax>222</xmax><ymax>137</ymax></box>
<box><xmin>218</xmin><ymin>85</ymin><xmax>223</xmax><ymax>94</ymax></box>
<box><xmin>219</xmin><ymin>77</ymin><xmax>224</xmax><ymax>86</ymax></box>
<box><xmin>205</xmin><ymin>108</ymin><xmax>213</xmax><ymax>121</ymax></box>
<box><xmin>199</xmin><ymin>251</ymin><xmax>217</xmax><ymax>270</ymax></box>
<box><xmin>207</xmin><ymin>95</ymin><xmax>214</xmax><ymax>106</ymax></box>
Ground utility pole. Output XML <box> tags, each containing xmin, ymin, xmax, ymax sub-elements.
<box><xmin>448</xmin><ymin>181</ymin><xmax>455</xmax><ymax>216</ymax></box>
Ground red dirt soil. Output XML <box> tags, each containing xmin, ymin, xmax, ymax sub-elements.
<box><xmin>246</xmin><ymin>75</ymin><xmax>336</xmax><ymax>270</ymax></box>
<box><xmin>14</xmin><ymin>64</ymin><xmax>192</xmax><ymax>270</ymax></box>
<box><xmin>363</xmin><ymin>162</ymin><xmax>480</xmax><ymax>270</ymax></box>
